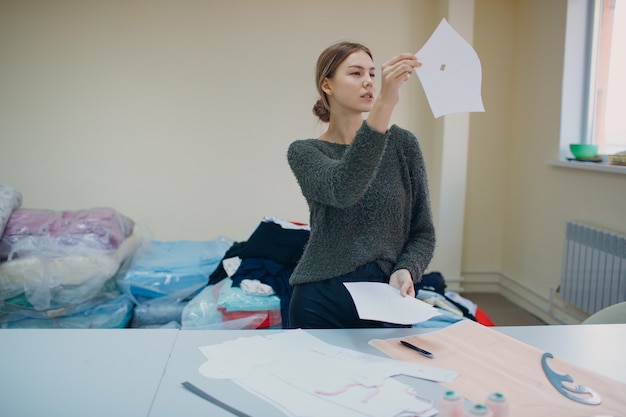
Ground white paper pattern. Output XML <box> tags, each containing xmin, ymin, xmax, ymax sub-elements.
<box><xmin>415</xmin><ymin>18</ymin><xmax>485</xmax><ymax>118</ymax></box>
<box><xmin>197</xmin><ymin>330</ymin><xmax>458</xmax><ymax>416</ymax></box>
<box><xmin>343</xmin><ymin>282</ymin><xmax>442</xmax><ymax>325</ymax></box>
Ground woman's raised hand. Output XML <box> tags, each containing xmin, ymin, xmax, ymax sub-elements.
<box><xmin>366</xmin><ymin>53</ymin><xmax>421</xmax><ymax>133</ymax></box>
<box><xmin>378</xmin><ymin>53</ymin><xmax>421</xmax><ymax>106</ymax></box>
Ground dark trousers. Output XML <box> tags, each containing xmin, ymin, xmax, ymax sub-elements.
<box><xmin>289</xmin><ymin>262</ymin><xmax>407</xmax><ymax>329</ymax></box>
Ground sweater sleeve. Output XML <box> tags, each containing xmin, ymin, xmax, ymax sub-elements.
<box><xmin>287</xmin><ymin>121</ymin><xmax>388</xmax><ymax>209</ymax></box>
<box><xmin>391</xmin><ymin>130</ymin><xmax>436</xmax><ymax>282</ymax></box>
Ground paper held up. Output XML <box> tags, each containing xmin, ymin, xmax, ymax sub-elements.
<box><xmin>344</xmin><ymin>282</ymin><xmax>441</xmax><ymax>325</ymax></box>
<box><xmin>414</xmin><ymin>18</ymin><xmax>485</xmax><ymax>118</ymax></box>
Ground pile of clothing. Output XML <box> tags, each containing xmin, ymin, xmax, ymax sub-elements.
<box><xmin>113</xmin><ymin>216</ymin><xmax>307</xmax><ymax>330</ymax></box>
<box><xmin>182</xmin><ymin>216</ymin><xmax>310</xmax><ymax>329</ymax></box>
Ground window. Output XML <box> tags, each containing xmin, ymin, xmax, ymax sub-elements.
<box><xmin>591</xmin><ymin>0</ymin><xmax>625</xmax><ymax>155</ymax></box>
<box><xmin>560</xmin><ymin>0</ymin><xmax>626</xmax><ymax>158</ymax></box>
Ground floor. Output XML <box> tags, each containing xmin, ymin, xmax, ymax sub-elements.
<box><xmin>462</xmin><ymin>292</ymin><xmax>546</xmax><ymax>326</ymax></box>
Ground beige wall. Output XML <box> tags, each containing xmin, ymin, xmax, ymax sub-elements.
<box><xmin>1</xmin><ymin>0</ymin><xmax>624</xmax><ymax>321</ymax></box>
<box><xmin>466</xmin><ymin>0</ymin><xmax>626</xmax><ymax>322</ymax></box>
<box><xmin>0</xmin><ymin>0</ymin><xmax>438</xmax><ymax>241</ymax></box>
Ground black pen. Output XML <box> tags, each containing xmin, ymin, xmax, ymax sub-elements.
<box><xmin>400</xmin><ymin>340</ymin><xmax>435</xmax><ymax>359</ymax></box>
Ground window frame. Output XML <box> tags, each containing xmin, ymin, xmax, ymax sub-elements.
<box><xmin>560</xmin><ymin>0</ymin><xmax>624</xmax><ymax>159</ymax></box>
<box><xmin>559</xmin><ymin>0</ymin><xmax>598</xmax><ymax>159</ymax></box>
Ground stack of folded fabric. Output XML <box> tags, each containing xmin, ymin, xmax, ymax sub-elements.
<box><xmin>0</xmin><ymin>189</ymin><xmax>138</xmax><ymax>328</ymax></box>
<box><xmin>116</xmin><ymin>237</ymin><xmax>233</xmax><ymax>328</ymax></box>
<box><xmin>414</xmin><ymin>271</ymin><xmax>495</xmax><ymax>328</ymax></box>
<box><xmin>182</xmin><ymin>216</ymin><xmax>310</xmax><ymax>329</ymax></box>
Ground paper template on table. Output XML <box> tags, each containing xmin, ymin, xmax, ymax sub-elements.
<box><xmin>343</xmin><ymin>282</ymin><xmax>442</xmax><ymax>325</ymax></box>
<box><xmin>197</xmin><ymin>329</ymin><xmax>458</xmax><ymax>417</ymax></box>
<box><xmin>415</xmin><ymin>18</ymin><xmax>485</xmax><ymax>118</ymax></box>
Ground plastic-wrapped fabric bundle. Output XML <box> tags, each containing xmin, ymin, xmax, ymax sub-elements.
<box><xmin>181</xmin><ymin>283</ymin><xmax>225</xmax><ymax>329</ymax></box>
<box><xmin>131</xmin><ymin>299</ymin><xmax>186</xmax><ymax>328</ymax></box>
<box><xmin>0</xmin><ymin>207</ymin><xmax>134</xmax><ymax>260</ymax></box>
<box><xmin>217</xmin><ymin>277</ymin><xmax>281</xmax><ymax>311</ymax></box>
<box><xmin>0</xmin><ymin>204</ymin><xmax>137</xmax><ymax>325</ymax></box>
<box><xmin>0</xmin><ymin>232</ymin><xmax>139</xmax><ymax>310</ymax></box>
<box><xmin>130</xmin><ymin>282</ymin><xmax>205</xmax><ymax>328</ymax></box>
<box><xmin>0</xmin><ymin>206</ymin><xmax>136</xmax><ymax>307</ymax></box>
<box><xmin>181</xmin><ymin>278</ymin><xmax>282</xmax><ymax>330</ymax></box>
<box><xmin>1</xmin><ymin>292</ymin><xmax>134</xmax><ymax>329</ymax></box>
<box><xmin>0</xmin><ymin>278</ymin><xmax>134</xmax><ymax>329</ymax></box>
<box><xmin>0</xmin><ymin>278</ymin><xmax>117</xmax><ymax>323</ymax></box>
<box><xmin>0</xmin><ymin>184</ymin><xmax>22</xmax><ymax>238</ymax></box>
<box><xmin>117</xmin><ymin>237</ymin><xmax>233</xmax><ymax>300</ymax></box>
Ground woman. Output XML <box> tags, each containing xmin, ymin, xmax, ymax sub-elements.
<box><xmin>287</xmin><ymin>41</ymin><xmax>435</xmax><ymax>328</ymax></box>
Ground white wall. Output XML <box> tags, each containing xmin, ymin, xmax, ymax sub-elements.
<box><xmin>0</xmin><ymin>0</ymin><xmax>439</xmax><ymax>241</ymax></box>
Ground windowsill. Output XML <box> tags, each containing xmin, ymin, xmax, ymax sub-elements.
<box><xmin>546</xmin><ymin>159</ymin><xmax>626</xmax><ymax>175</ymax></box>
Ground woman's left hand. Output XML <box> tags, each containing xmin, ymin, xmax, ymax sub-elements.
<box><xmin>389</xmin><ymin>269</ymin><xmax>415</xmax><ymax>297</ymax></box>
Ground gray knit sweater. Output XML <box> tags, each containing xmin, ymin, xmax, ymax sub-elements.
<box><xmin>287</xmin><ymin>121</ymin><xmax>435</xmax><ymax>286</ymax></box>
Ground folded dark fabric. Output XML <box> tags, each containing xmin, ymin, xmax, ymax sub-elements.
<box><xmin>239</xmin><ymin>220</ymin><xmax>309</xmax><ymax>267</ymax></box>
<box><xmin>230</xmin><ymin>257</ymin><xmax>294</xmax><ymax>328</ymax></box>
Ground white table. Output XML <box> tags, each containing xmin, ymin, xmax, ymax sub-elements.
<box><xmin>1</xmin><ymin>324</ymin><xmax>624</xmax><ymax>417</ymax></box>
<box><xmin>495</xmin><ymin>324</ymin><xmax>625</xmax><ymax>385</ymax></box>
<box><xmin>0</xmin><ymin>328</ymin><xmax>179</xmax><ymax>417</ymax></box>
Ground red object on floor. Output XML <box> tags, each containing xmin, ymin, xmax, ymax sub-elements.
<box><xmin>475</xmin><ymin>306</ymin><xmax>495</xmax><ymax>326</ymax></box>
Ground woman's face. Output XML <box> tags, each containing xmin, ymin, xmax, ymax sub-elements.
<box><xmin>323</xmin><ymin>50</ymin><xmax>376</xmax><ymax>116</ymax></box>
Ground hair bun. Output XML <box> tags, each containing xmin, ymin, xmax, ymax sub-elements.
<box><xmin>313</xmin><ymin>98</ymin><xmax>330</xmax><ymax>123</ymax></box>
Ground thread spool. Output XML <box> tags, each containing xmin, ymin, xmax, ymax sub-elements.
<box><xmin>438</xmin><ymin>390</ymin><xmax>464</xmax><ymax>417</ymax></box>
<box><xmin>463</xmin><ymin>404</ymin><xmax>493</xmax><ymax>417</ymax></box>
<box><xmin>485</xmin><ymin>392</ymin><xmax>509</xmax><ymax>417</ymax></box>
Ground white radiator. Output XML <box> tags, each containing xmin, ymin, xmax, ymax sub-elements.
<box><xmin>560</xmin><ymin>221</ymin><xmax>626</xmax><ymax>315</ymax></box>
